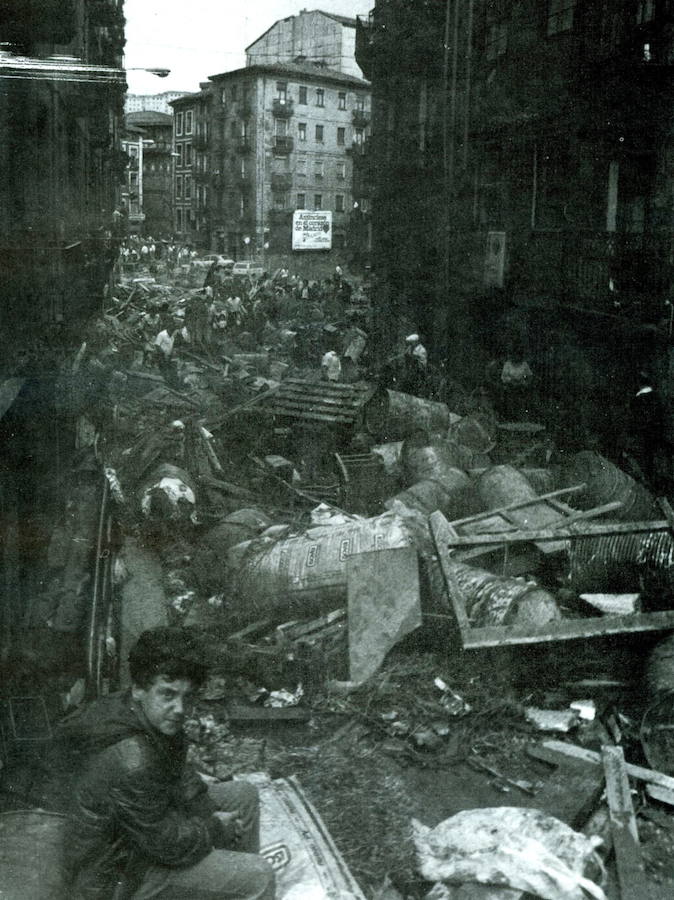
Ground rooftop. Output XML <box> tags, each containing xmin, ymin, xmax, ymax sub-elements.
<box><xmin>210</xmin><ymin>59</ymin><xmax>369</xmax><ymax>88</ymax></box>
<box><xmin>246</xmin><ymin>9</ymin><xmax>357</xmax><ymax>53</ymax></box>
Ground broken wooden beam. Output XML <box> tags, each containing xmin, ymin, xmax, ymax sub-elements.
<box><xmin>442</xmin><ymin>519</ymin><xmax>671</xmax><ymax>548</ymax></box>
<box><xmin>602</xmin><ymin>744</ymin><xmax>648</xmax><ymax>900</ymax></box>
<box><xmin>535</xmin><ymin>740</ymin><xmax>674</xmax><ymax>799</ymax></box>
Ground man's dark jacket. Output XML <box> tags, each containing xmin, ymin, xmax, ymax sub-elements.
<box><xmin>55</xmin><ymin>690</ymin><xmax>223</xmax><ymax>899</ymax></box>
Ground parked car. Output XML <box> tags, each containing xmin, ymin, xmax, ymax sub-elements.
<box><xmin>191</xmin><ymin>255</ymin><xmax>235</xmax><ymax>271</ymax></box>
<box><xmin>231</xmin><ymin>261</ymin><xmax>265</xmax><ymax>279</ymax></box>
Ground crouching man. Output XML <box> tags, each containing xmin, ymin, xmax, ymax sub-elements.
<box><xmin>58</xmin><ymin>627</ymin><xmax>275</xmax><ymax>900</ymax></box>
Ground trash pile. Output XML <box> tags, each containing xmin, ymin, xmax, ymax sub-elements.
<box><xmin>34</xmin><ymin>257</ymin><xmax>674</xmax><ymax>898</ymax></box>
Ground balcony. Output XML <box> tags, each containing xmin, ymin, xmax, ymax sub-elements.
<box><xmin>272</xmin><ymin>98</ymin><xmax>294</xmax><ymax>118</ymax></box>
<box><xmin>352</xmin><ymin>108</ymin><xmax>370</xmax><ymax>128</ymax></box>
<box><xmin>274</xmin><ymin>136</ymin><xmax>294</xmax><ymax>154</ymax></box>
<box><xmin>346</xmin><ymin>140</ymin><xmax>367</xmax><ymax>157</ymax></box>
<box><xmin>271</xmin><ymin>173</ymin><xmax>293</xmax><ymax>192</ymax></box>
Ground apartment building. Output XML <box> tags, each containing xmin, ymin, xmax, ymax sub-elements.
<box><xmin>125</xmin><ymin>91</ymin><xmax>185</xmax><ymax>114</ymax></box>
<box><xmin>208</xmin><ymin>60</ymin><xmax>371</xmax><ymax>266</ymax></box>
<box><xmin>122</xmin><ymin>111</ymin><xmax>174</xmax><ymax>237</ymax></box>
<box><xmin>171</xmin><ymin>87</ymin><xmax>213</xmax><ymax>246</ymax></box>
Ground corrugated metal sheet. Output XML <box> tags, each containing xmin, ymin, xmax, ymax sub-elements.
<box><xmin>263</xmin><ymin>378</ymin><xmax>377</xmax><ymax>428</ymax></box>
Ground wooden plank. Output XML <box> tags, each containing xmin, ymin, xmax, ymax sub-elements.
<box><xmin>646</xmin><ymin>784</ymin><xmax>674</xmax><ymax>808</ymax></box>
<box><xmin>460</xmin><ymin>609</ymin><xmax>674</xmax><ymax>649</ymax></box>
<box><xmin>602</xmin><ymin>745</ymin><xmax>647</xmax><ymax>900</ymax></box>
<box><xmin>429</xmin><ymin>511</ymin><xmax>470</xmax><ymax>632</ymax></box>
<box><xmin>444</xmin><ymin>519</ymin><xmax>670</xmax><ymax>547</ymax></box>
<box><xmin>545</xmin><ymin>501</ymin><xmax>623</xmax><ymax>527</ymax></box>
<box><xmin>447</xmin><ymin>484</ymin><xmax>587</xmax><ymax>528</ymax></box>
<box><xmin>539</xmin><ymin>740</ymin><xmax>674</xmax><ymax>794</ymax></box>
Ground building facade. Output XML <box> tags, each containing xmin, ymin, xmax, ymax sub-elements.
<box><xmin>122</xmin><ymin>111</ymin><xmax>174</xmax><ymax>237</ymax></box>
<box><xmin>246</xmin><ymin>9</ymin><xmax>365</xmax><ymax>80</ymax></box>
<box><xmin>125</xmin><ymin>90</ymin><xmax>185</xmax><ymax>114</ymax></box>
<box><xmin>357</xmin><ymin>0</ymin><xmax>674</xmax><ymax>443</ymax></box>
<box><xmin>208</xmin><ymin>61</ymin><xmax>371</xmax><ymax>270</ymax></box>
<box><xmin>170</xmin><ymin>87</ymin><xmax>213</xmax><ymax>247</ymax></box>
<box><xmin>0</xmin><ymin>0</ymin><xmax>127</xmax><ymax>333</ymax></box>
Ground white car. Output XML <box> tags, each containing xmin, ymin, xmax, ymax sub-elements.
<box><xmin>231</xmin><ymin>261</ymin><xmax>265</xmax><ymax>279</ymax></box>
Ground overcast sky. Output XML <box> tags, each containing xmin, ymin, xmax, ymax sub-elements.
<box><xmin>124</xmin><ymin>0</ymin><xmax>373</xmax><ymax>94</ymax></box>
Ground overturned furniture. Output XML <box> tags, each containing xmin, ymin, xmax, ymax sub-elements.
<box><xmin>431</xmin><ymin>511</ymin><xmax>674</xmax><ymax>649</ymax></box>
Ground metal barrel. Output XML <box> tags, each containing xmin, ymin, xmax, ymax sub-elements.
<box><xmin>560</xmin><ymin>450</ymin><xmax>657</xmax><ymax>521</ymax></box>
<box><xmin>385</xmin><ymin>469</ymin><xmax>475</xmax><ymax>520</ymax></box>
<box><xmin>228</xmin><ymin>515</ymin><xmax>413</xmax><ymax>622</ymax></box>
<box><xmin>401</xmin><ymin>432</ymin><xmax>474</xmax><ymax>485</ymax></box>
<box><xmin>367</xmin><ymin>389</ymin><xmax>452</xmax><ymax>441</ymax></box>
<box><xmin>0</xmin><ymin>810</ymin><xmax>67</xmax><ymax>899</ymax></box>
<box><xmin>568</xmin><ymin>531</ymin><xmax>674</xmax><ymax>592</ymax></box>
<box><xmin>477</xmin><ymin>464</ymin><xmax>569</xmax><ymax>554</ymax></box>
<box><xmin>451</xmin><ymin>560</ymin><xmax>560</xmax><ymax>628</ymax></box>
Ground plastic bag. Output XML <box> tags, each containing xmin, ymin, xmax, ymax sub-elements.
<box><xmin>412</xmin><ymin>807</ymin><xmax>606</xmax><ymax>900</ymax></box>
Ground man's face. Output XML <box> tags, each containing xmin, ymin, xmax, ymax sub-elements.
<box><xmin>132</xmin><ymin>676</ymin><xmax>196</xmax><ymax>737</ymax></box>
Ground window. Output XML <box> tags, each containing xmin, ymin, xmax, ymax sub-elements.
<box><xmin>176</xmin><ymin>112</ymin><xmax>183</xmax><ymax>135</ymax></box>
<box><xmin>184</xmin><ymin>142</ymin><xmax>193</xmax><ymax>166</ymax></box>
<box><xmin>336</xmin><ymin>161</ymin><xmax>346</xmax><ymax>180</ymax></box>
<box><xmin>176</xmin><ymin>208</ymin><xmax>183</xmax><ymax>231</ymax></box>
<box><xmin>184</xmin><ymin>174</ymin><xmax>192</xmax><ymax>199</ymax></box>
<box><xmin>230</xmin><ymin>120</ymin><xmax>237</xmax><ymax>137</ymax></box>
<box><xmin>176</xmin><ymin>143</ymin><xmax>184</xmax><ymax>167</ymax></box>
<box><xmin>355</xmin><ymin>95</ymin><xmax>365</xmax><ymax>111</ymax></box>
<box><xmin>185</xmin><ymin>110</ymin><xmax>193</xmax><ymax>134</ymax></box>
<box><xmin>276</xmin><ymin>81</ymin><xmax>287</xmax><ymax>101</ymax></box>
<box><xmin>315</xmin><ymin>159</ymin><xmax>324</xmax><ymax>180</ymax></box>
<box><xmin>176</xmin><ymin>175</ymin><xmax>183</xmax><ymax>199</ymax></box>
<box><xmin>231</xmin><ymin>84</ymin><xmax>238</xmax><ymax>100</ymax></box>
<box><xmin>486</xmin><ymin>23</ymin><xmax>508</xmax><ymax>59</ymax></box>
<box><xmin>338</xmin><ymin>91</ymin><xmax>346</xmax><ymax>110</ymax></box>
<box><xmin>314</xmin><ymin>194</ymin><xmax>322</xmax><ymax>209</ymax></box>
<box><xmin>547</xmin><ymin>0</ymin><xmax>576</xmax><ymax>36</ymax></box>
<box><xmin>221</xmin><ymin>88</ymin><xmax>226</xmax><ymax>105</ymax></box>
<box><xmin>240</xmin><ymin>158</ymin><xmax>247</xmax><ymax>178</ymax></box>
<box><xmin>354</xmin><ymin>127</ymin><xmax>364</xmax><ymax>146</ymax></box>
<box><xmin>275</xmin><ymin>118</ymin><xmax>288</xmax><ymax>137</ymax></box>
<box><xmin>273</xmin><ymin>192</ymin><xmax>288</xmax><ymax>209</ymax></box>
<box><xmin>335</xmin><ymin>194</ymin><xmax>344</xmax><ymax>212</ymax></box>
<box><xmin>298</xmin><ymin>122</ymin><xmax>307</xmax><ymax>142</ymax></box>
<box><xmin>299</xmin><ymin>85</ymin><xmax>307</xmax><ymax>104</ymax></box>
<box><xmin>297</xmin><ymin>156</ymin><xmax>307</xmax><ymax>176</ymax></box>
<box><xmin>316</xmin><ymin>88</ymin><xmax>324</xmax><ymax>107</ymax></box>
<box><xmin>337</xmin><ymin>127</ymin><xmax>345</xmax><ymax>146</ymax></box>
<box><xmin>360</xmin><ymin>198</ymin><xmax>370</xmax><ymax>214</ymax></box>
<box><xmin>636</xmin><ymin>0</ymin><xmax>655</xmax><ymax>23</ymax></box>
<box><xmin>315</xmin><ymin>124</ymin><xmax>324</xmax><ymax>142</ymax></box>
<box><xmin>297</xmin><ymin>192</ymin><xmax>306</xmax><ymax>208</ymax></box>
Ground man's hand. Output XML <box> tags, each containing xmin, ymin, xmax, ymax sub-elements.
<box><xmin>213</xmin><ymin>810</ymin><xmax>244</xmax><ymax>847</ymax></box>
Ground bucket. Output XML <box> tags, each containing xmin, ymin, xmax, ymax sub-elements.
<box><xmin>560</xmin><ymin>451</ymin><xmax>657</xmax><ymax>521</ymax></box>
<box><xmin>401</xmin><ymin>433</ymin><xmax>473</xmax><ymax>485</ymax></box>
<box><xmin>451</xmin><ymin>560</ymin><xmax>560</xmax><ymax>628</ymax></box>
<box><xmin>385</xmin><ymin>469</ymin><xmax>475</xmax><ymax>520</ymax></box>
<box><xmin>228</xmin><ymin>513</ymin><xmax>413</xmax><ymax>621</ymax></box>
<box><xmin>0</xmin><ymin>810</ymin><xmax>67</xmax><ymax>899</ymax></box>
<box><xmin>477</xmin><ymin>465</ymin><xmax>569</xmax><ymax>554</ymax></box>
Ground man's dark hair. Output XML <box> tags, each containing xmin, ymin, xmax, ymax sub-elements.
<box><xmin>129</xmin><ymin>627</ymin><xmax>207</xmax><ymax>689</ymax></box>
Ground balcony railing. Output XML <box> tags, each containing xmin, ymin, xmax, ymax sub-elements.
<box><xmin>274</xmin><ymin>136</ymin><xmax>294</xmax><ymax>154</ymax></box>
<box><xmin>272</xmin><ymin>98</ymin><xmax>294</xmax><ymax>118</ymax></box>
<box><xmin>352</xmin><ymin>108</ymin><xmax>370</xmax><ymax>128</ymax></box>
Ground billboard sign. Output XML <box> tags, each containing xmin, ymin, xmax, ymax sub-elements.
<box><xmin>292</xmin><ymin>210</ymin><xmax>332</xmax><ymax>251</ymax></box>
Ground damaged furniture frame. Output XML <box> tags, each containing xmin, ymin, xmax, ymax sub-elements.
<box><xmin>430</xmin><ymin>511</ymin><xmax>674</xmax><ymax>649</ymax></box>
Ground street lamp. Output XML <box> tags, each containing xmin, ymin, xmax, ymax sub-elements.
<box><xmin>126</xmin><ymin>67</ymin><xmax>170</xmax><ymax>78</ymax></box>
